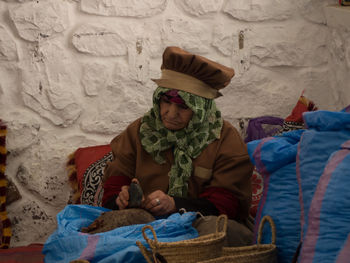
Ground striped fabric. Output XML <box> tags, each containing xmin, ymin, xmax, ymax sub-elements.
<box><xmin>294</xmin><ymin>110</ymin><xmax>350</xmax><ymax>263</ymax></box>
<box><xmin>298</xmin><ymin>138</ymin><xmax>350</xmax><ymax>263</ymax></box>
<box><xmin>0</xmin><ymin>119</ymin><xmax>11</xmax><ymax>248</ymax></box>
<box><xmin>247</xmin><ymin>108</ymin><xmax>350</xmax><ymax>263</ymax></box>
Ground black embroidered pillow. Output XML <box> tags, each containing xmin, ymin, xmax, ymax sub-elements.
<box><xmin>67</xmin><ymin>144</ymin><xmax>113</xmax><ymax>206</ymax></box>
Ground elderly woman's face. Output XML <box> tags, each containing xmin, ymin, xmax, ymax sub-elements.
<box><xmin>159</xmin><ymin>95</ymin><xmax>193</xmax><ymax>130</ymax></box>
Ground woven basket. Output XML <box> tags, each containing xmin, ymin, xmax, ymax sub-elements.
<box><xmin>136</xmin><ymin>214</ymin><xmax>227</xmax><ymax>263</ymax></box>
<box><xmin>197</xmin><ymin>215</ymin><xmax>277</xmax><ymax>263</ymax></box>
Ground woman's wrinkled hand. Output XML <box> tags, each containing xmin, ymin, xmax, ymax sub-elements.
<box><xmin>116</xmin><ymin>185</ymin><xmax>130</xmax><ymax>210</ymax></box>
<box><xmin>116</xmin><ymin>178</ymin><xmax>143</xmax><ymax>209</ymax></box>
<box><xmin>143</xmin><ymin>190</ymin><xmax>176</xmax><ymax>216</ymax></box>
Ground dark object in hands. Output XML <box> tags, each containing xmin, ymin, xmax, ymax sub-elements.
<box><xmin>80</xmin><ymin>208</ymin><xmax>155</xmax><ymax>234</ymax></box>
<box><xmin>128</xmin><ymin>181</ymin><xmax>143</xmax><ymax>208</ymax></box>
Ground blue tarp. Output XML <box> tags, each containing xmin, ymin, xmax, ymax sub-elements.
<box><xmin>297</xmin><ymin>111</ymin><xmax>350</xmax><ymax>263</ymax></box>
<box><xmin>43</xmin><ymin>205</ymin><xmax>198</xmax><ymax>263</ymax></box>
<box><xmin>247</xmin><ymin>130</ymin><xmax>303</xmax><ymax>263</ymax></box>
<box><xmin>247</xmin><ymin>108</ymin><xmax>350</xmax><ymax>263</ymax></box>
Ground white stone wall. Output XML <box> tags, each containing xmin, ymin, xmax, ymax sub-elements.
<box><xmin>0</xmin><ymin>0</ymin><xmax>348</xmax><ymax>247</ymax></box>
<box><xmin>325</xmin><ymin>5</ymin><xmax>350</xmax><ymax>107</ymax></box>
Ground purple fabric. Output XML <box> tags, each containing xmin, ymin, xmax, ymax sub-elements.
<box><xmin>245</xmin><ymin>116</ymin><xmax>284</xmax><ymax>143</ymax></box>
<box><xmin>342</xmin><ymin>105</ymin><xmax>350</xmax><ymax>113</ymax></box>
<box><xmin>165</xmin><ymin>89</ymin><xmax>185</xmax><ymax>104</ymax></box>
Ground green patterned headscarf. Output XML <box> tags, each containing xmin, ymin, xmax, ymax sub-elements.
<box><xmin>139</xmin><ymin>86</ymin><xmax>223</xmax><ymax>197</ymax></box>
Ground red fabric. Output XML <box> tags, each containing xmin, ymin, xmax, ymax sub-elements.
<box><xmin>74</xmin><ymin>144</ymin><xmax>111</xmax><ymax>194</ymax></box>
<box><xmin>200</xmin><ymin>187</ymin><xmax>239</xmax><ymax>219</ymax></box>
<box><xmin>250</xmin><ymin>167</ymin><xmax>263</xmax><ymax>217</ymax></box>
<box><xmin>0</xmin><ymin>243</ymin><xmax>44</xmax><ymax>263</ymax></box>
<box><xmin>102</xmin><ymin>175</ymin><xmax>131</xmax><ymax>206</ymax></box>
<box><xmin>285</xmin><ymin>95</ymin><xmax>317</xmax><ymax>123</ymax></box>
<box><xmin>165</xmin><ymin>90</ymin><xmax>185</xmax><ymax>104</ymax></box>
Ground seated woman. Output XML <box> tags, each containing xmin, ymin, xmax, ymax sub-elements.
<box><xmin>102</xmin><ymin>46</ymin><xmax>254</xmax><ymax>246</ymax></box>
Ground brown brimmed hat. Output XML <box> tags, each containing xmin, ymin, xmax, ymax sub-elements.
<box><xmin>152</xmin><ymin>46</ymin><xmax>235</xmax><ymax>99</ymax></box>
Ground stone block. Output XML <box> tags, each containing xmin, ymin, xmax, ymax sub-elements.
<box><xmin>0</xmin><ymin>25</ymin><xmax>18</xmax><ymax>61</ymax></box>
<box><xmin>9</xmin><ymin>0</ymin><xmax>69</xmax><ymax>42</ymax></box>
<box><xmin>80</xmin><ymin>0</ymin><xmax>167</xmax><ymax>17</ymax></box>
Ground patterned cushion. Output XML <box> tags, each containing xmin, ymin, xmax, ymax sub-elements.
<box><xmin>67</xmin><ymin>144</ymin><xmax>112</xmax><ymax>206</ymax></box>
<box><xmin>250</xmin><ymin>167</ymin><xmax>263</xmax><ymax>217</ymax></box>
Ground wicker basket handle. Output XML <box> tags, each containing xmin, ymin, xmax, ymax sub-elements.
<box><xmin>257</xmin><ymin>215</ymin><xmax>276</xmax><ymax>245</ymax></box>
<box><xmin>142</xmin><ymin>225</ymin><xmax>159</xmax><ymax>244</ymax></box>
<box><xmin>215</xmin><ymin>214</ymin><xmax>228</xmax><ymax>234</ymax></box>
<box><xmin>136</xmin><ymin>241</ymin><xmax>154</xmax><ymax>263</ymax></box>
<box><xmin>137</xmin><ymin>239</ymin><xmax>168</xmax><ymax>263</ymax></box>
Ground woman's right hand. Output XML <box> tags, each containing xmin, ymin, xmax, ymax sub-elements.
<box><xmin>116</xmin><ymin>178</ymin><xmax>141</xmax><ymax>209</ymax></box>
<box><xmin>116</xmin><ymin>185</ymin><xmax>130</xmax><ymax>209</ymax></box>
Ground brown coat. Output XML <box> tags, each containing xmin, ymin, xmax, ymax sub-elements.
<box><xmin>104</xmin><ymin>118</ymin><xmax>253</xmax><ymax>219</ymax></box>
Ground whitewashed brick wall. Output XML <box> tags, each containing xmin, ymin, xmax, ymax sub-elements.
<box><xmin>0</xmin><ymin>0</ymin><xmax>348</xmax><ymax>247</ymax></box>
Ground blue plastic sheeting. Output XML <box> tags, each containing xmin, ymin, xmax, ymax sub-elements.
<box><xmin>247</xmin><ymin>109</ymin><xmax>350</xmax><ymax>263</ymax></box>
<box><xmin>300</xmin><ymin>147</ymin><xmax>350</xmax><ymax>263</ymax></box>
<box><xmin>297</xmin><ymin>129</ymin><xmax>350</xmax><ymax>236</ymax></box>
<box><xmin>298</xmin><ymin>110</ymin><xmax>350</xmax><ymax>263</ymax></box>
<box><xmin>43</xmin><ymin>205</ymin><xmax>198</xmax><ymax>263</ymax></box>
<box><xmin>247</xmin><ymin>130</ymin><xmax>303</xmax><ymax>263</ymax></box>
<box><xmin>303</xmin><ymin>110</ymin><xmax>350</xmax><ymax>131</ymax></box>
<box><xmin>247</xmin><ymin>130</ymin><xmax>303</xmax><ymax>173</ymax></box>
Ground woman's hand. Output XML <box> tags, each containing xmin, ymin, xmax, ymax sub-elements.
<box><xmin>116</xmin><ymin>185</ymin><xmax>130</xmax><ymax>209</ymax></box>
<box><xmin>143</xmin><ymin>190</ymin><xmax>176</xmax><ymax>216</ymax></box>
<box><xmin>116</xmin><ymin>178</ymin><xmax>143</xmax><ymax>209</ymax></box>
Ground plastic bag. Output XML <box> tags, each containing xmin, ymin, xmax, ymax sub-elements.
<box><xmin>43</xmin><ymin>205</ymin><xmax>198</xmax><ymax>263</ymax></box>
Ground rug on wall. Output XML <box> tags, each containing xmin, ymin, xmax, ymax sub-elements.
<box><xmin>0</xmin><ymin>119</ymin><xmax>11</xmax><ymax>248</ymax></box>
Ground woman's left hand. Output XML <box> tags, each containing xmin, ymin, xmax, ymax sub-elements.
<box><xmin>143</xmin><ymin>190</ymin><xmax>176</xmax><ymax>216</ymax></box>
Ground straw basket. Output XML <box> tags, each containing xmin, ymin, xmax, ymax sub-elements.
<box><xmin>197</xmin><ymin>215</ymin><xmax>277</xmax><ymax>263</ymax></box>
<box><xmin>136</xmin><ymin>214</ymin><xmax>227</xmax><ymax>263</ymax></box>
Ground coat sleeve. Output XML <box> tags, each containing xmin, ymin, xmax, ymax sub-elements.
<box><xmin>102</xmin><ymin>119</ymin><xmax>140</xmax><ymax>208</ymax></box>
